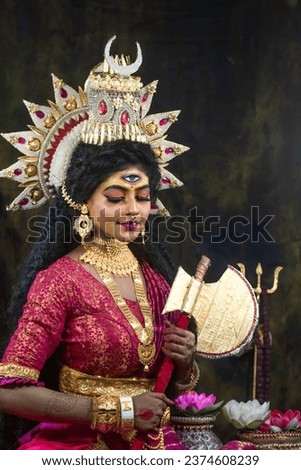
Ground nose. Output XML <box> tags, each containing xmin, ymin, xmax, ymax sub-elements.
<box><xmin>125</xmin><ymin>195</ymin><xmax>139</xmax><ymax>217</ymax></box>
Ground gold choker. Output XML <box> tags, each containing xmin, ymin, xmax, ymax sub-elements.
<box><xmin>80</xmin><ymin>237</ymin><xmax>139</xmax><ymax>277</ymax></box>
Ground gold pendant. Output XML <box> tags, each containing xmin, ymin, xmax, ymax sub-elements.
<box><xmin>138</xmin><ymin>343</ymin><xmax>156</xmax><ymax>372</ymax></box>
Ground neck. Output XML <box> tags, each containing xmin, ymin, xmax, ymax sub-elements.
<box><xmin>93</xmin><ymin>236</ymin><xmax>129</xmax><ymax>247</ymax></box>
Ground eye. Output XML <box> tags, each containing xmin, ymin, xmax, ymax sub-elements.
<box><xmin>105</xmin><ymin>196</ymin><xmax>124</xmax><ymax>203</ymax></box>
<box><xmin>136</xmin><ymin>196</ymin><xmax>150</xmax><ymax>201</ymax></box>
<box><xmin>123</xmin><ymin>174</ymin><xmax>141</xmax><ymax>183</ymax></box>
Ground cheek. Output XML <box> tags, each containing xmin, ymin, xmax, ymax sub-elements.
<box><xmin>88</xmin><ymin>197</ymin><xmax>117</xmax><ymax>219</ymax></box>
<box><xmin>141</xmin><ymin>202</ymin><xmax>151</xmax><ymax>219</ymax></box>
<box><xmin>91</xmin><ymin>207</ymin><xmax>121</xmax><ymax>223</ymax></box>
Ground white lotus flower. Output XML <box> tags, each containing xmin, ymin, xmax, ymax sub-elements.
<box><xmin>222</xmin><ymin>399</ymin><xmax>270</xmax><ymax>430</ymax></box>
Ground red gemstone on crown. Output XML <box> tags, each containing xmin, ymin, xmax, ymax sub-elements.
<box><xmin>151</xmin><ymin>203</ymin><xmax>158</xmax><ymax>210</ymax></box>
<box><xmin>18</xmin><ymin>137</ymin><xmax>26</xmax><ymax>144</ymax></box>
<box><xmin>162</xmin><ymin>177</ymin><xmax>171</xmax><ymax>185</ymax></box>
<box><xmin>165</xmin><ymin>148</ymin><xmax>174</xmax><ymax>154</ymax></box>
<box><xmin>142</xmin><ymin>93</ymin><xmax>148</xmax><ymax>103</ymax></box>
<box><xmin>60</xmin><ymin>88</ymin><xmax>68</xmax><ymax>98</ymax></box>
<box><xmin>14</xmin><ymin>169</ymin><xmax>22</xmax><ymax>176</ymax></box>
<box><xmin>121</xmin><ymin>111</ymin><xmax>130</xmax><ymax>125</ymax></box>
<box><xmin>19</xmin><ymin>197</ymin><xmax>29</xmax><ymax>206</ymax></box>
<box><xmin>98</xmin><ymin>100</ymin><xmax>108</xmax><ymax>116</ymax></box>
<box><xmin>36</xmin><ymin>110</ymin><xmax>45</xmax><ymax>119</ymax></box>
<box><xmin>159</xmin><ymin>118</ymin><xmax>168</xmax><ymax>126</ymax></box>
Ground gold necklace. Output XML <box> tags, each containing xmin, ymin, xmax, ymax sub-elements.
<box><xmin>80</xmin><ymin>237</ymin><xmax>139</xmax><ymax>277</ymax></box>
<box><xmin>80</xmin><ymin>240</ymin><xmax>156</xmax><ymax>371</ymax></box>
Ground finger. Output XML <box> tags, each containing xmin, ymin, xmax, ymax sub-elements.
<box><xmin>164</xmin><ymin>331</ymin><xmax>190</xmax><ymax>343</ymax></box>
<box><xmin>164</xmin><ymin>331</ymin><xmax>195</xmax><ymax>348</ymax></box>
<box><xmin>164</xmin><ymin>328</ymin><xmax>192</xmax><ymax>341</ymax></box>
<box><xmin>162</xmin><ymin>345</ymin><xmax>193</xmax><ymax>364</ymax></box>
<box><xmin>152</xmin><ymin>392</ymin><xmax>174</xmax><ymax>406</ymax></box>
<box><xmin>163</xmin><ymin>341</ymin><xmax>186</xmax><ymax>354</ymax></box>
<box><xmin>163</xmin><ymin>335</ymin><xmax>191</xmax><ymax>349</ymax></box>
<box><xmin>164</xmin><ymin>337</ymin><xmax>195</xmax><ymax>355</ymax></box>
<box><xmin>163</xmin><ymin>321</ymin><xmax>188</xmax><ymax>337</ymax></box>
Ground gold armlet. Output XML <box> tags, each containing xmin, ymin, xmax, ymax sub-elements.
<box><xmin>174</xmin><ymin>360</ymin><xmax>200</xmax><ymax>393</ymax></box>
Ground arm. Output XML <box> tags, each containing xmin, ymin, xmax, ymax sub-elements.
<box><xmin>0</xmin><ymin>385</ymin><xmax>92</xmax><ymax>425</ymax></box>
<box><xmin>0</xmin><ymin>382</ymin><xmax>173</xmax><ymax>434</ymax></box>
<box><xmin>0</xmin><ymin>265</ymin><xmax>90</xmax><ymax>426</ymax></box>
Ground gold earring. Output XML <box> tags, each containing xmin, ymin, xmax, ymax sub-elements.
<box><xmin>61</xmin><ymin>182</ymin><xmax>93</xmax><ymax>244</ymax></box>
<box><xmin>73</xmin><ymin>204</ymin><xmax>93</xmax><ymax>244</ymax></box>
<box><xmin>141</xmin><ymin>227</ymin><xmax>145</xmax><ymax>245</ymax></box>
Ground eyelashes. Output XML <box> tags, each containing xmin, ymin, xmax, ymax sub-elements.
<box><xmin>105</xmin><ymin>196</ymin><xmax>150</xmax><ymax>203</ymax></box>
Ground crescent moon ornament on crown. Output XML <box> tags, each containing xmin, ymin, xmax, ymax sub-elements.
<box><xmin>0</xmin><ymin>36</ymin><xmax>189</xmax><ymax>214</ymax></box>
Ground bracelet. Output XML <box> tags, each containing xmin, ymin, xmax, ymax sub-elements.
<box><xmin>90</xmin><ymin>395</ymin><xmax>120</xmax><ymax>432</ymax></box>
<box><xmin>174</xmin><ymin>360</ymin><xmax>200</xmax><ymax>393</ymax></box>
<box><xmin>91</xmin><ymin>396</ymin><xmax>99</xmax><ymax>430</ymax></box>
<box><xmin>119</xmin><ymin>396</ymin><xmax>135</xmax><ymax>431</ymax></box>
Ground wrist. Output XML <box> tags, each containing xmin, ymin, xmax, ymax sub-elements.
<box><xmin>173</xmin><ymin>360</ymin><xmax>200</xmax><ymax>393</ymax></box>
<box><xmin>173</xmin><ymin>356</ymin><xmax>195</xmax><ymax>383</ymax></box>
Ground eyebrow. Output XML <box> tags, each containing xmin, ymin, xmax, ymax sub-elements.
<box><xmin>103</xmin><ymin>184</ymin><xmax>150</xmax><ymax>192</ymax></box>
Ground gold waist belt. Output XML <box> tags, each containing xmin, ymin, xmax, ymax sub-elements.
<box><xmin>59</xmin><ymin>365</ymin><xmax>155</xmax><ymax>398</ymax></box>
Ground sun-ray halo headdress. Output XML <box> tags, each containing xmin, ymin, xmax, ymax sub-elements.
<box><xmin>0</xmin><ymin>36</ymin><xmax>189</xmax><ymax>215</ymax></box>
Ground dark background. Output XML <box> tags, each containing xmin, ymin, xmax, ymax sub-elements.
<box><xmin>0</xmin><ymin>0</ymin><xmax>301</xmax><ymax>444</ymax></box>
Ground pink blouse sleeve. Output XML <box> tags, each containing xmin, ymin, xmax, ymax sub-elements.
<box><xmin>0</xmin><ymin>263</ymin><xmax>72</xmax><ymax>387</ymax></box>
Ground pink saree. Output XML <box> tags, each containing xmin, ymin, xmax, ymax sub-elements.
<box><xmin>0</xmin><ymin>256</ymin><xmax>185</xmax><ymax>450</ymax></box>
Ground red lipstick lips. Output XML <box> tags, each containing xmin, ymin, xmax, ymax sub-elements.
<box><xmin>120</xmin><ymin>221</ymin><xmax>139</xmax><ymax>231</ymax></box>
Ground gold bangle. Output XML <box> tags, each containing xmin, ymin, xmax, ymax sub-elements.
<box><xmin>116</xmin><ymin>395</ymin><xmax>121</xmax><ymax>431</ymax></box>
<box><xmin>90</xmin><ymin>395</ymin><xmax>119</xmax><ymax>432</ymax></box>
<box><xmin>90</xmin><ymin>397</ymin><xmax>99</xmax><ymax>430</ymax></box>
<box><xmin>174</xmin><ymin>360</ymin><xmax>200</xmax><ymax>393</ymax></box>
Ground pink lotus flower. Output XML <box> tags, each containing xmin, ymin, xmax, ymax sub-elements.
<box><xmin>174</xmin><ymin>391</ymin><xmax>223</xmax><ymax>416</ymax></box>
<box><xmin>258</xmin><ymin>409</ymin><xmax>301</xmax><ymax>433</ymax></box>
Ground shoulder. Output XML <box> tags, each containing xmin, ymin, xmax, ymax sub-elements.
<box><xmin>30</xmin><ymin>256</ymin><xmax>84</xmax><ymax>292</ymax></box>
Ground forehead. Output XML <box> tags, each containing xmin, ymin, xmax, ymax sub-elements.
<box><xmin>101</xmin><ymin>166</ymin><xmax>149</xmax><ymax>187</ymax></box>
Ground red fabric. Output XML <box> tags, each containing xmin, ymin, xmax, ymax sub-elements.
<box><xmin>131</xmin><ymin>314</ymin><xmax>189</xmax><ymax>450</ymax></box>
<box><xmin>1</xmin><ymin>257</ymin><xmax>182</xmax><ymax>450</ymax></box>
<box><xmin>154</xmin><ymin>314</ymin><xmax>189</xmax><ymax>393</ymax></box>
<box><xmin>221</xmin><ymin>440</ymin><xmax>257</xmax><ymax>450</ymax></box>
<box><xmin>1</xmin><ymin>258</ymin><xmax>175</xmax><ymax>380</ymax></box>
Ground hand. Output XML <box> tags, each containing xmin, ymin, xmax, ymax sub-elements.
<box><xmin>132</xmin><ymin>391</ymin><xmax>173</xmax><ymax>432</ymax></box>
<box><xmin>162</xmin><ymin>319</ymin><xmax>196</xmax><ymax>382</ymax></box>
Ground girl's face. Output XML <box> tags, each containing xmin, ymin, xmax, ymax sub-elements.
<box><xmin>87</xmin><ymin>166</ymin><xmax>151</xmax><ymax>243</ymax></box>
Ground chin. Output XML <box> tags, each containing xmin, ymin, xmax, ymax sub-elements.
<box><xmin>116</xmin><ymin>231</ymin><xmax>140</xmax><ymax>243</ymax></box>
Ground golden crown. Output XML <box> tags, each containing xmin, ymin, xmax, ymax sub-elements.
<box><xmin>0</xmin><ymin>36</ymin><xmax>189</xmax><ymax>215</ymax></box>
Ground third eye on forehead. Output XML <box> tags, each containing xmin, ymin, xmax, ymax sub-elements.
<box><xmin>122</xmin><ymin>174</ymin><xmax>141</xmax><ymax>184</ymax></box>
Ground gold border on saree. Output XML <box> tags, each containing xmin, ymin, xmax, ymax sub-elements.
<box><xmin>0</xmin><ymin>362</ymin><xmax>39</xmax><ymax>381</ymax></box>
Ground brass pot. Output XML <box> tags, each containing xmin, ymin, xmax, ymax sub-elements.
<box><xmin>238</xmin><ymin>429</ymin><xmax>301</xmax><ymax>450</ymax></box>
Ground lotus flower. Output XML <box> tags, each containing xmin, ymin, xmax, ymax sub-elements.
<box><xmin>258</xmin><ymin>409</ymin><xmax>301</xmax><ymax>433</ymax></box>
<box><xmin>222</xmin><ymin>399</ymin><xmax>270</xmax><ymax>430</ymax></box>
<box><xmin>173</xmin><ymin>391</ymin><xmax>223</xmax><ymax>417</ymax></box>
